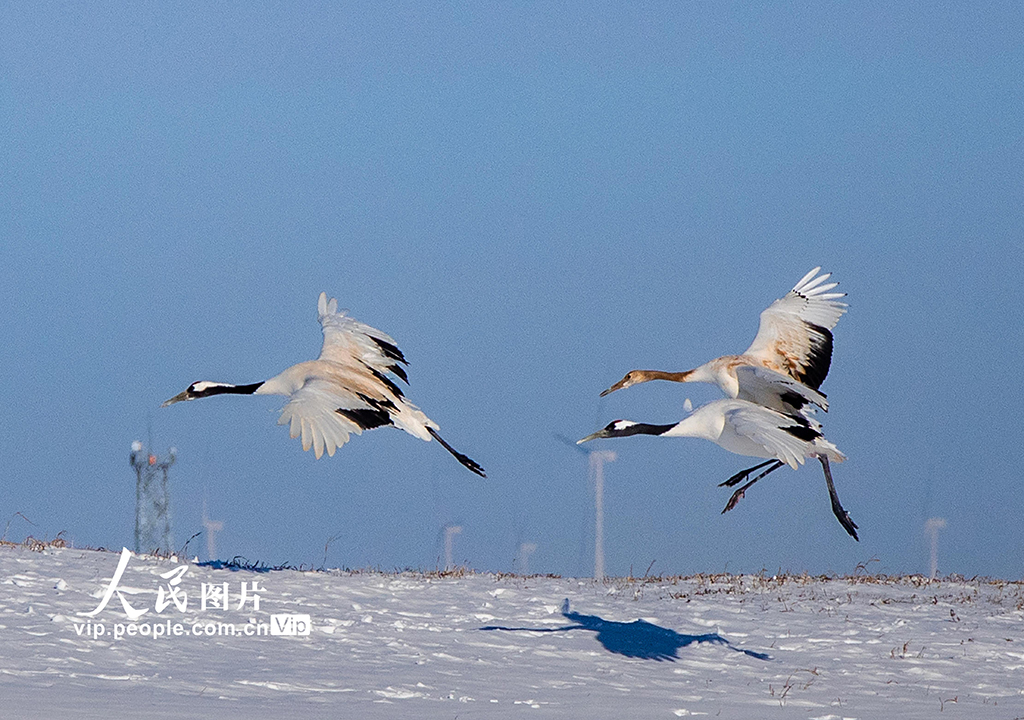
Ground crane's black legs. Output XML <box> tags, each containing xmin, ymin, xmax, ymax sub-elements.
<box><xmin>719</xmin><ymin>460</ymin><xmax>777</xmax><ymax>488</ymax></box>
<box><xmin>717</xmin><ymin>456</ymin><xmax>859</xmax><ymax>541</ymax></box>
<box><xmin>720</xmin><ymin>460</ymin><xmax>784</xmax><ymax>513</ymax></box>
<box><xmin>819</xmin><ymin>456</ymin><xmax>858</xmax><ymax>541</ymax></box>
<box><xmin>427</xmin><ymin>427</ymin><xmax>486</xmax><ymax>478</ymax></box>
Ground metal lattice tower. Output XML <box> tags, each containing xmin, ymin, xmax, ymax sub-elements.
<box><xmin>130</xmin><ymin>441</ymin><xmax>176</xmax><ymax>554</ymax></box>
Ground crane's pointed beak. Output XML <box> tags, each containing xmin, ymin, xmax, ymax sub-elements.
<box><xmin>161</xmin><ymin>390</ymin><xmax>191</xmax><ymax>408</ymax></box>
<box><xmin>599</xmin><ymin>376</ymin><xmax>629</xmax><ymax>397</ymax></box>
<box><xmin>577</xmin><ymin>430</ymin><xmax>606</xmax><ymax>444</ymax></box>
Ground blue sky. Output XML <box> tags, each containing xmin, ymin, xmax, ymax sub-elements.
<box><xmin>2</xmin><ymin>3</ymin><xmax>1021</xmax><ymax>578</ymax></box>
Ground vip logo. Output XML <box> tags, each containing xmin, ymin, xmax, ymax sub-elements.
<box><xmin>270</xmin><ymin>614</ymin><xmax>312</xmax><ymax>636</ymax></box>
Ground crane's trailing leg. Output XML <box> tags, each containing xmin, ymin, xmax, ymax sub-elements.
<box><xmin>819</xmin><ymin>456</ymin><xmax>858</xmax><ymax>540</ymax></box>
<box><xmin>720</xmin><ymin>459</ymin><xmax>778</xmax><ymax>488</ymax></box>
<box><xmin>427</xmin><ymin>427</ymin><xmax>486</xmax><ymax>478</ymax></box>
<box><xmin>721</xmin><ymin>461</ymin><xmax>784</xmax><ymax>513</ymax></box>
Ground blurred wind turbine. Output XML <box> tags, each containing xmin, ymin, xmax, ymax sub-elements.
<box><xmin>589</xmin><ymin>450</ymin><xmax>616</xmax><ymax>581</ymax></box>
<box><xmin>925</xmin><ymin>518</ymin><xmax>947</xmax><ymax>580</ymax></box>
<box><xmin>202</xmin><ymin>495</ymin><xmax>223</xmax><ymax>562</ymax></box>
<box><xmin>443</xmin><ymin>524</ymin><xmax>462</xmax><ymax>570</ymax></box>
<box><xmin>555</xmin><ymin>434</ymin><xmax>616</xmax><ymax>581</ymax></box>
<box><xmin>516</xmin><ymin>542</ymin><xmax>538</xmax><ymax>575</ymax></box>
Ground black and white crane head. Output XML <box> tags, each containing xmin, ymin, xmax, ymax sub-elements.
<box><xmin>577</xmin><ymin>419</ymin><xmax>648</xmax><ymax>441</ymax></box>
<box><xmin>578</xmin><ymin>398</ymin><xmax>858</xmax><ymax>540</ymax></box>
<box><xmin>163</xmin><ymin>380</ymin><xmax>263</xmax><ymax>405</ymax></box>
<box><xmin>162</xmin><ymin>292</ymin><xmax>485</xmax><ymax>477</ymax></box>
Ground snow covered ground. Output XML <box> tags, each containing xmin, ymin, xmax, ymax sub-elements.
<box><xmin>2</xmin><ymin>544</ymin><xmax>1022</xmax><ymax>719</ymax></box>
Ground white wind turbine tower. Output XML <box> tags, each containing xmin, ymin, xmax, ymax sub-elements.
<box><xmin>589</xmin><ymin>449</ymin><xmax>616</xmax><ymax>581</ymax></box>
<box><xmin>202</xmin><ymin>495</ymin><xmax>224</xmax><ymax>562</ymax></box>
<box><xmin>443</xmin><ymin>524</ymin><xmax>462</xmax><ymax>571</ymax></box>
<box><xmin>556</xmin><ymin>434</ymin><xmax>615</xmax><ymax>581</ymax></box>
<box><xmin>925</xmin><ymin>518</ymin><xmax>947</xmax><ymax>580</ymax></box>
<box><xmin>516</xmin><ymin>542</ymin><xmax>538</xmax><ymax>575</ymax></box>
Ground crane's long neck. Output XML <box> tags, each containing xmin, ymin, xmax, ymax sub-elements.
<box><xmin>633</xmin><ymin>365</ymin><xmax>727</xmax><ymax>391</ymax></box>
<box><xmin>606</xmin><ymin>421</ymin><xmax>679</xmax><ymax>438</ymax></box>
<box><xmin>659</xmin><ymin>409</ymin><xmax>724</xmax><ymax>442</ymax></box>
<box><xmin>192</xmin><ymin>381</ymin><xmax>265</xmax><ymax>398</ymax></box>
<box><xmin>162</xmin><ymin>380</ymin><xmax>266</xmax><ymax>407</ymax></box>
<box><xmin>635</xmin><ymin>370</ymin><xmax>695</xmax><ymax>384</ymax></box>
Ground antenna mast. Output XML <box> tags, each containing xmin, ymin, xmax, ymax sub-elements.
<box><xmin>130</xmin><ymin>440</ymin><xmax>176</xmax><ymax>554</ymax></box>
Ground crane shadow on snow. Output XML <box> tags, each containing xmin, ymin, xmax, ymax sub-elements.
<box><xmin>481</xmin><ymin>600</ymin><xmax>770</xmax><ymax>662</ymax></box>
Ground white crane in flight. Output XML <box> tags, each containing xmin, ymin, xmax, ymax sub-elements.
<box><xmin>163</xmin><ymin>292</ymin><xmax>485</xmax><ymax>477</ymax></box>
<box><xmin>578</xmin><ymin>398</ymin><xmax>858</xmax><ymax>540</ymax></box>
<box><xmin>600</xmin><ymin>267</ymin><xmax>847</xmax><ymax>416</ymax></box>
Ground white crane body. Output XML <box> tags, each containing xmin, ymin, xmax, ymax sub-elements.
<box><xmin>578</xmin><ymin>398</ymin><xmax>855</xmax><ymax>539</ymax></box>
<box><xmin>163</xmin><ymin>292</ymin><xmax>484</xmax><ymax>476</ymax></box>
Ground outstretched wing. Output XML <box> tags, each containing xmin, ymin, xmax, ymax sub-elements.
<box><xmin>266</xmin><ymin>294</ymin><xmax>438</xmax><ymax>458</ymax></box>
<box><xmin>742</xmin><ymin>268</ymin><xmax>847</xmax><ymax>390</ymax></box>
<box><xmin>276</xmin><ymin>378</ymin><xmax>374</xmax><ymax>459</ymax></box>
<box><xmin>724</xmin><ymin>403</ymin><xmax>822</xmax><ymax>470</ymax></box>
<box><xmin>317</xmin><ymin>292</ymin><xmax>409</xmax><ymax>384</ymax></box>
<box><xmin>276</xmin><ymin>373</ymin><xmax>436</xmax><ymax>458</ymax></box>
<box><xmin>734</xmin><ymin>365</ymin><xmax>828</xmax><ymax>414</ymax></box>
